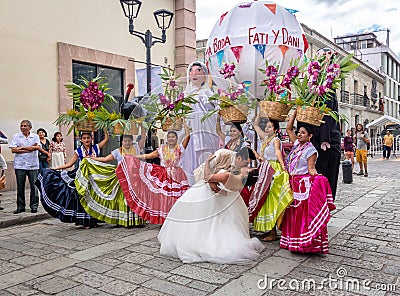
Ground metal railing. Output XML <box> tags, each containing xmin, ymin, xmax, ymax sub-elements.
<box><xmin>368</xmin><ymin>135</ymin><xmax>399</xmax><ymax>158</ymax></box>
<box><xmin>351</xmin><ymin>93</ymin><xmax>370</xmax><ymax>107</ymax></box>
<box><xmin>340</xmin><ymin>90</ymin><xmax>350</xmax><ymax>104</ymax></box>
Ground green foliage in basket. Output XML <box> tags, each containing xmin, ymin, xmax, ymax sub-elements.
<box><xmin>143</xmin><ymin>68</ymin><xmax>197</xmax><ymax>129</ymax></box>
<box><xmin>202</xmin><ymin>62</ymin><xmax>256</xmax><ymax>122</ymax></box>
<box><xmin>54</xmin><ymin>75</ymin><xmax>127</xmax><ymax>134</ymax></box>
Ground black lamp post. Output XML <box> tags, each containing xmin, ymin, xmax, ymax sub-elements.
<box><xmin>119</xmin><ymin>0</ymin><xmax>174</xmax><ymax>156</ymax></box>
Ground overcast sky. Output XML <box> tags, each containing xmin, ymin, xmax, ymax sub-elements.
<box><xmin>196</xmin><ymin>0</ymin><xmax>400</xmax><ymax>56</ymax></box>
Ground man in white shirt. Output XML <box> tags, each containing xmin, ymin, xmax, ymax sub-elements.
<box><xmin>9</xmin><ymin>120</ymin><xmax>42</xmax><ymax>214</ymax></box>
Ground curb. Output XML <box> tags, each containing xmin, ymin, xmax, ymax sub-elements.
<box><xmin>0</xmin><ymin>213</ymin><xmax>51</xmax><ymax>229</ymax></box>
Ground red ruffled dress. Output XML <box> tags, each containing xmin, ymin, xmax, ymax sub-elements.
<box><xmin>116</xmin><ymin>144</ymin><xmax>189</xmax><ymax>224</ymax></box>
<box><xmin>280</xmin><ymin>141</ymin><xmax>336</xmax><ymax>254</ymax></box>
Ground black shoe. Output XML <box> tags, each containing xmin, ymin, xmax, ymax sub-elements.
<box><xmin>31</xmin><ymin>209</ymin><xmax>38</xmax><ymax>213</ymax></box>
<box><xmin>0</xmin><ymin>207</ymin><xmax>4</xmax><ymax>211</ymax></box>
<box><xmin>356</xmin><ymin>171</ymin><xmax>364</xmax><ymax>176</ymax></box>
<box><xmin>14</xmin><ymin>209</ymin><xmax>26</xmax><ymax>214</ymax></box>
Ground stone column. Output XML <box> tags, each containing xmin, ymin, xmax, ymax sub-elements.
<box><xmin>175</xmin><ymin>0</ymin><xmax>197</xmax><ymax>78</ymax></box>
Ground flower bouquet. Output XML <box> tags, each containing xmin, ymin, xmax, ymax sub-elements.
<box><xmin>291</xmin><ymin>52</ymin><xmax>359</xmax><ymax>126</ymax></box>
<box><xmin>55</xmin><ymin>75</ymin><xmax>130</xmax><ymax>134</ymax></box>
<box><xmin>144</xmin><ymin>68</ymin><xmax>197</xmax><ymax>131</ymax></box>
<box><xmin>203</xmin><ymin>62</ymin><xmax>256</xmax><ymax>124</ymax></box>
<box><xmin>258</xmin><ymin>61</ymin><xmax>300</xmax><ymax>121</ymax></box>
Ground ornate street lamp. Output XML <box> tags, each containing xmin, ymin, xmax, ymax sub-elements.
<box><xmin>119</xmin><ymin>0</ymin><xmax>174</xmax><ymax>157</ymax></box>
<box><xmin>119</xmin><ymin>0</ymin><xmax>142</xmax><ymax>19</ymax></box>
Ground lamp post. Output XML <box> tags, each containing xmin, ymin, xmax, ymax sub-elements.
<box><xmin>119</xmin><ymin>0</ymin><xmax>174</xmax><ymax>156</ymax></box>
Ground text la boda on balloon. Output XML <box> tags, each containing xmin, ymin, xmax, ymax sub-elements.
<box><xmin>206</xmin><ymin>27</ymin><xmax>301</xmax><ymax>56</ymax></box>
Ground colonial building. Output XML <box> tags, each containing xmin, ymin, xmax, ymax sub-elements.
<box><xmin>0</xmin><ymin>0</ymin><xmax>196</xmax><ymax>190</ymax></box>
<box><xmin>334</xmin><ymin>32</ymin><xmax>400</xmax><ymax>120</ymax></box>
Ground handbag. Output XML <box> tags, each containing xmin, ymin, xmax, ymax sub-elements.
<box><xmin>0</xmin><ymin>131</ymin><xmax>7</xmax><ymax>144</ymax></box>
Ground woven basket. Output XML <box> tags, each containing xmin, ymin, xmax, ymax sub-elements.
<box><xmin>113</xmin><ymin>123</ymin><xmax>124</xmax><ymax>135</ymax></box>
<box><xmin>259</xmin><ymin>101</ymin><xmax>292</xmax><ymax>122</ymax></box>
<box><xmin>296</xmin><ymin>106</ymin><xmax>325</xmax><ymax>126</ymax></box>
<box><xmin>126</xmin><ymin>122</ymin><xmax>139</xmax><ymax>135</ymax></box>
<box><xmin>75</xmin><ymin>120</ymin><xmax>97</xmax><ymax>132</ymax></box>
<box><xmin>219</xmin><ymin>105</ymin><xmax>248</xmax><ymax>124</ymax></box>
<box><xmin>162</xmin><ymin>118</ymin><xmax>183</xmax><ymax>132</ymax></box>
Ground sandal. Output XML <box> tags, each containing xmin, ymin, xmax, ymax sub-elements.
<box><xmin>262</xmin><ymin>228</ymin><xmax>278</xmax><ymax>242</ymax></box>
<box><xmin>262</xmin><ymin>234</ymin><xmax>278</xmax><ymax>242</ymax></box>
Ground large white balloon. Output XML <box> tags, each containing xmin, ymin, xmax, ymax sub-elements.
<box><xmin>205</xmin><ymin>1</ymin><xmax>308</xmax><ymax>98</ymax></box>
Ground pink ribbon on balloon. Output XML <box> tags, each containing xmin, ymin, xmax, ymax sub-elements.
<box><xmin>230</xmin><ymin>46</ymin><xmax>243</xmax><ymax>63</ymax></box>
<box><xmin>219</xmin><ymin>12</ymin><xmax>228</xmax><ymax>25</ymax></box>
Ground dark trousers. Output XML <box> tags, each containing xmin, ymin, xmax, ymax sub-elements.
<box><xmin>15</xmin><ymin>169</ymin><xmax>39</xmax><ymax>210</ymax></box>
<box><xmin>383</xmin><ymin>145</ymin><xmax>392</xmax><ymax>158</ymax></box>
<box><xmin>316</xmin><ymin>149</ymin><xmax>341</xmax><ymax>201</ymax></box>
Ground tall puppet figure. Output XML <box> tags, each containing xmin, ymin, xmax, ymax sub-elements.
<box><xmin>181</xmin><ymin>62</ymin><xmax>220</xmax><ymax>185</ymax></box>
<box><xmin>297</xmin><ymin>48</ymin><xmax>341</xmax><ymax>200</ymax></box>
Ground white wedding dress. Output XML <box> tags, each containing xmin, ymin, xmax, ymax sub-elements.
<box><xmin>158</xmin><ymin>176</ymin><xmax>265</xmax><ymax>264</ymax></box>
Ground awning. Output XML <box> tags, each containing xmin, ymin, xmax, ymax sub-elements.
<box><xmin>366</xmin><ymin>115</ymin><xmax>400</xmax><ymax>129</ymax></box>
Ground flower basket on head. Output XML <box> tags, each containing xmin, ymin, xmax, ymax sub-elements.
<box><xmin>203</xmin><ymin>62</ymin><xmax>255</xmax><ymax>123</ymax></box>
<box><xmin>296</xmin><ymin>105</ymin><xmax>325</xmax><ymax>126</ymax></box>
<box><xmin>144</xmin><ymin>68</ymin><xmax>197</xmax><ymax>130</ymax></box>
<box><xmin>219</xmin><ymin>105</ymin><xmax>248</xmax><ymax>124</ymax></box>
<box><xmin>291</xmin><ymin>51</ymin><xmax>359</xmax><ymax>126</ymax></box>
<box><xmin>258</xmin><ymin>62</ymin><xmax>299</xmax><ymax>121</ymax></box>
<box><xmin>75</xmin><ymin>120</ymin><xmax>97</xmax><ymax>132</ymax></box>
<box><xmin>161</xmin><ymin>117</ymin><xmax>183</xmax><ymax>131</ymax></box>
<box><xmin>54</xmin><ymin>75</ymin><xmax>128</xmax><ymax>134</ymax></box>
<box><xmin>259</xmin><ymin>101</ymin><xmax>292</xmax><ymax>122</ymax></box>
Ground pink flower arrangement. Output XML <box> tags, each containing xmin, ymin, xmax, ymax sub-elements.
<box><xmin>145</xmin><ymin>69</ymin><xmax>197</xmax><ymax>125</ymax></box>
<box><xmin>219</xmin><ymin>62</ymin><xmax>236</xmax><ymax>79</ymax></box>
<box><xmin>80</xmin><ymin>81</ymin><xmax>105</xmax><ymax>110</ymax></box>
<box><xmin>205</xmin><ymin>62</ymin><xmax>255</xmax><ymax>111</ymax></box>
<box><xmin>261</xmin><ymin>63</ymin><xmax>300</xmax><ymax>101</ymax></box>
<box><xmin>291</xmin><ymin>52</ymin><xmax>359</xmax><ymax>113</ymax></box>
<box><xmin>307</xmin><ymin>61</ymin><xmax>341</xmax><ymax>97</ymax></box>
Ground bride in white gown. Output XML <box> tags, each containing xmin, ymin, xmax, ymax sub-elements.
<box><xmin>158</xmin><ymin>156</ymin><xmax>265</xmax><ymax>264</ymax></box>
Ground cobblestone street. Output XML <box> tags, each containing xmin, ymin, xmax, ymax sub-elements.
<box><xmin>0</xmin><ymin>158</ymin><xmax>399</xmax><ymax>295</ymax></box>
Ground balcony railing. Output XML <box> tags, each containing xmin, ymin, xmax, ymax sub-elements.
<box><xmin>340</xmin><ymin>90</ymin><xmax>350</xmax><ymax>104</ymax></box>
<box><xmin>350</xmin><ymin>93</ymin><xmax>370</xmax><ymax>107</ymax></box>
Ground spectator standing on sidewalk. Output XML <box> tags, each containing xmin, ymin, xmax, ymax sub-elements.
<box><xmin>49</xmin><ymin>132</ymin><xmax>66</xmax><ymax>168</ymax></box>
<box><xmin>9</xmin><ymin>120</ymin><xmax>46</xmax><ymax>214</ymax></box>
<box><xmin>383</xmin><ymin>130</ymin><xmax>394</xmax><ymax>159</ymax></box>
<box><xmin>354</xmin><ymin>123</ymin><xmax>370</xmax><ymax>177</ymax></box>
<box><xmin>343</xmin><ymin>129</ymin><xmax>355</xmax><ymax>173</ymax></box>
<box><xmin>37</xmin><ymin>128</ymin><xmax>50</xmax><ymax>172</ymax></box>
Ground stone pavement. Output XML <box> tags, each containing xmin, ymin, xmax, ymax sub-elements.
<box><xmin>0</xmin><ymin>158</ymin><xmax>399</xmax><ymax>295</ymax></box>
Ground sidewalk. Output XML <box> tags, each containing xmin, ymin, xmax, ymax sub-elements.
<box><xmin>0</xmin><ymin>189</ymin><xmax>50</xmax><ymax>228</ymax></box>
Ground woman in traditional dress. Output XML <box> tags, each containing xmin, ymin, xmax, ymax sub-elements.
<box><xmin>116</xmin><ymin>123</ymin><xmax>190</xmax><ymax>224</ymax></box>
<box><xmin>280</xmin><ymin>111</ymin><xmax>336</xmax><ymax>253</ymax></box>
<box><xmin>250</xmin><ymin>114</ymin><xmax>293</xmax><ymax>241</ymax></box>
<box><xmin>36</xmin><ymin>130</ymin><xmax>109</xmax><ymax>228</ymax></box>
<box><xmin>158</xmin><ymin>154</ymin><xmax>264</xmax><ymax>264</ymax></box>
<box><xmin>75</xmin><ymin>129</ymin><xmax>146</xmax><ymax>227</ymax></box>
<box><xmin>181</xmin><ymin>61</ymin><xmax>220</xmax><ymax>185</ymax></box>
<box><xmin>216</xmin><ymin>119</ymin><xmax>248</xmax><ymax>152</ymax></box>
<box><xmin>49</xmin><ymin>132</ymin><xmax>66</xmax><ymax>169</ymax></box>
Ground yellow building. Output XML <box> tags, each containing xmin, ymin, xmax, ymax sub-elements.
<box><xmin>0</xmin><ymin>0</ymin><xmax>196</xmax><ymax>190</ymax></box>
